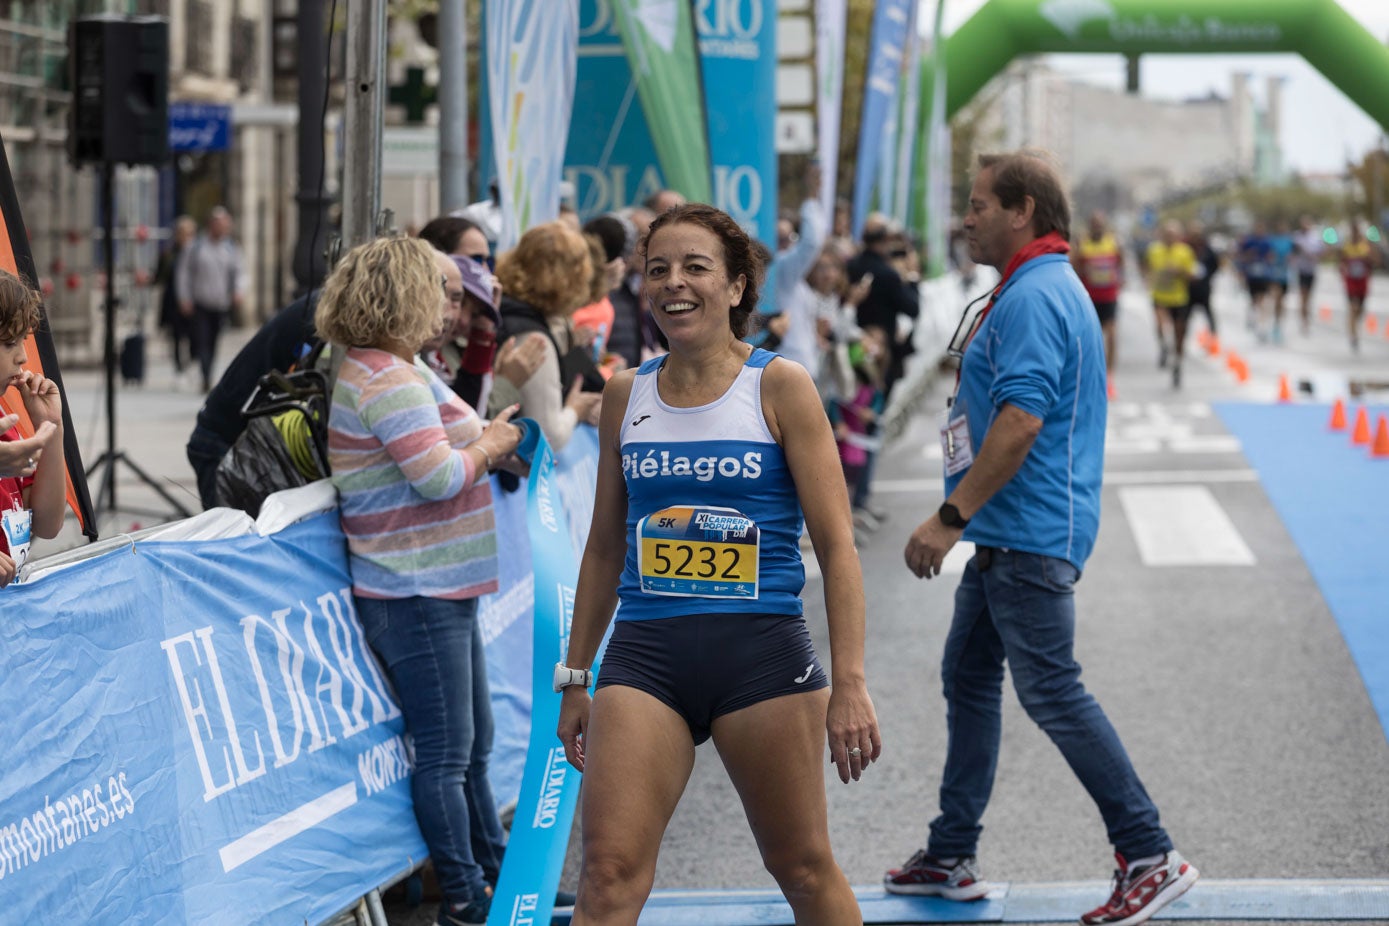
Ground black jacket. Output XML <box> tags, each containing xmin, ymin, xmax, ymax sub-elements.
<box><xmin>498</xmin><ymin>295</ymin><xmax>606</xmax><ymax>398</ymax></box>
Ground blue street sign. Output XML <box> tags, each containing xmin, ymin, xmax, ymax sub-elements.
<box><xmin>169</xmin><ymin>102</ymin><xmax>232</xmax><ymax>152</ymax></box>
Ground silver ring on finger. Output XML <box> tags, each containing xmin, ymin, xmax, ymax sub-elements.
<box><xmin>848</xmin><ymin>746</ymin><xmax>862</xmax><ymax>757</ymax></box>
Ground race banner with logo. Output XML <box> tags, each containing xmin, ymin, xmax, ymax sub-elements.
<box><xmin>488</xmin><ymin>423</ymin><xmax>600</xmax><ymax>926</ymax></box>
<box><xmin>485</xmin><ymin>0</ymin><xmax>580</xmax><ymax>249</ymax></box>
<box><xmin>915</xmin><ymin>0</ymin><xmax>952</xmax><ymax>277</ymax></box>
<box><xmin>851</xmin><ymin>0</ymin><xmax>913</xmax><ymax>238</ymax></box>
<box><xmin>697</xmin><ymin>0</ymin><xmax>777</xmax><ymax>244</ymax></box>
<box><xmin>815</xmin><ymin>0</ymin><xmax>847</xmax><ymax>219</ymax></box>
<box><xmin>876</xmin><ymin>0</ymin><xmax>919</xmax><ymax>228</ymax></box>
<box><xmin>0</xmin><ymin>511</ymin><xmax>426</xmax><ymax>924</ymax></box>
<box><xmin>890</xmin><ymin>6</ymin><xmax>923</xmax><ymax>228</ymax></box>
<box><xmin>565</xmin><ymin>0</ymin><xmax>667</xmax><ymax>218</ymax></box>
<box><xmin>611</xmin><ymin>0</ymin><xmax>712</xmax><ymax>204</ymax></box>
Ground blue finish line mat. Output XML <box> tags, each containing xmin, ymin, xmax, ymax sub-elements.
<box><xmin>1215</xmin><ymin>402</ymin><xmax>1389</xmax><ymax>744</ymax></box>
<box><xmin>546</xmin><ymin>880</ymin><xmax>1389</xmax><ymax>923</ymax></box>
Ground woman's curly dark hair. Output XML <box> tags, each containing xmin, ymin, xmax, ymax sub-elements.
<box><xmin>643</xmin><ymin>204</ymin><xmax>767</xmax><ymax>339</ymax></box>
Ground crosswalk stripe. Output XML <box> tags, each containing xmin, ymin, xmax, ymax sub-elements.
<box><xmin>1119</xmin><ymin>485</ymin><xmax>1257</xmax><ymax>566</ymax></box>
<box><xmin>874</xmin><ymin>469</ymin><xmax>1258</xmax><ymax>495</ymax></box>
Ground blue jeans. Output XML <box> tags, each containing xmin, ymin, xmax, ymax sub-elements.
<box><xmin>355</xmin><ymin>595</ymin><xmax>507</xmax><ymax>906</ymax></box>
<box><xmin>927</xmin><ymin>549</ymin><xmax>1172</xmax><ymax>861</ymax></box>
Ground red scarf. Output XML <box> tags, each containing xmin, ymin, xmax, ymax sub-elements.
<box><xmin>964</xmin><ymin>232</ymin><xmax>1072</xmax><ymax>352</ymax></box>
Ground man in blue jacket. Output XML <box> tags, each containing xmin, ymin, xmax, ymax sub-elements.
<box><xmin>885</xmin><ymin>151</ymin><xmax>1199</xmax><ymax>926</ymax></box>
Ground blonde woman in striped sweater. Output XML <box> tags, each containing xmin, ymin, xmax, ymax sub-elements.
<box><xmin>317</xmin><ymin>236</ymin><xmax>523</xmax><ymax>926</ymax></box>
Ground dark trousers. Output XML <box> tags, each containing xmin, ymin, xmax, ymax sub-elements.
<box><xmin>186</xmin><ymin>424</ymin><xmax>232</xmax><ymax>510</ymax></box>
<box><xmin>168</xmin><ymin>311</ymin><xmax>194</xmax><ymax>373</ymax></box>
<box><xmin>192</xmin><ymin>304</ymin><xmax>228</xmax><ymax>391</ymax></box>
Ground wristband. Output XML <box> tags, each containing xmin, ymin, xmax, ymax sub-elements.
<box><xmin>553</xmin><ymin>663</ymin><xmax>594</xmax><ymax>692</ymax></box>
<box><xmin>475</xmin><ymin>444</ymin><xmax>493</xmax><ymax>473</ymax></box>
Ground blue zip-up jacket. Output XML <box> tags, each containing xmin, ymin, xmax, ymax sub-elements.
<box><xmin>947</xmin><ymin>252</ymin><xmax>1106</xmax><ymax>569</ymax></box>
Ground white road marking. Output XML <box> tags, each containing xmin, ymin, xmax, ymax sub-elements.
<box><xmin>875</xmin><ymin>469</ymin><xmax>1258</xmax><ymax>495</ymax></box>
<box><xmin>1118</xmin><ymin>485</ymin><xmax>1257</xmax><ymax>566</ymax></box>
<box><xmin>219</xmin><ymin>782</ymin><xmax>358</xmax><ymax>872</ymax></box>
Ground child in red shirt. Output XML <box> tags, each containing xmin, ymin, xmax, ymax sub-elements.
<box><xmin>1</xmin><ymin>268</ymin><xmax>66</xmax><ymax>586</ymax></box>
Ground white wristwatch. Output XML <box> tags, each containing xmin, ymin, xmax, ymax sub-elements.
<box><xmin>552</xmin><ymin>662</ymin><xmax>594</xmax><ymax>692</ymax></box>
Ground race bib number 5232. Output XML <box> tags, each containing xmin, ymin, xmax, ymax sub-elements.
<box><xmin>637</xmin><ymin>505</ymin><xmax>759</xmax><ymax>599</ymax></box>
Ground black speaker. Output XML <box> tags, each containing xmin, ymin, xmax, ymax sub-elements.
<box><xmin>67</xmin><ymin>16</ymin><xmax>169</xmax><ymax>167</ymax></box>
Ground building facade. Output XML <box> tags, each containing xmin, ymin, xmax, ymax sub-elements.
<box><xmin>0</xmin><ymin>0</ymin><xmax>296</xmax><ymax>366</ymax></box>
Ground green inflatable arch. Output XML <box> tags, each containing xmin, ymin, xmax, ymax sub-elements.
<box><xmin>935</xmin><ymin>0</ymin><xmax>1389</xmax><ymax>127</ymax></box>
<box><xmin>910</xmin><ymin>0</ymin><xmax>1389</xmax><ymax>268</ymax></box>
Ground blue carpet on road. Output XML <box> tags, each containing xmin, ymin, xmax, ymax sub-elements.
<box><xmin>548</xmin><ymin>880</ymin><xmax>1389</xmax><ymax>923</ymax></box>
<box><xmin>1215</xmin><ymin>402</ymin><xmax>1389</xmax><ymax>745</ymax></box>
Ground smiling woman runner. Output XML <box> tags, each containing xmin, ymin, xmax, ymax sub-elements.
<box><xmin>555</xmin><ymin>203</ymin><xmax>882</xmax><ymax>925</ymax></box>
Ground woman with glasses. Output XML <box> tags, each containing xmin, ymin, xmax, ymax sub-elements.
<box><xmin>318</xmin><ymin>236</ymin><xmax>525</xmax><ymax>926</ymax></box>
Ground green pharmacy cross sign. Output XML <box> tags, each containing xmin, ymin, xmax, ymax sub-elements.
<box><xmin>389</xmin><ymin>66</ymin><xmax>436</xmax><ymax>125</ymax></box>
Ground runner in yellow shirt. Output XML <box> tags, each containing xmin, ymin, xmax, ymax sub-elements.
<box><xmin>1145</xmin><ymin>221</ymin><xmax>1197</xmax><ymax>389</ymax></box>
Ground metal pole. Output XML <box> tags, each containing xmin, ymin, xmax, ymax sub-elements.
<box><xmin>102</xmin><ymin>161</ymin><xmax>118</xmax><ymax>514</ymax></box>
<box><xmin>341</xmin><ymin>0</ymin><xmax>387</xmax><ymax>249</ymax></box>
<box><xmin>292</xmin><ymin>0</ymin><xmax>332</xmax><ymax>295</ymax></box>
<box><xmin>437</xmin><ymin>0</ymin><xmax>469</xmax><ymax>213</ymax></box>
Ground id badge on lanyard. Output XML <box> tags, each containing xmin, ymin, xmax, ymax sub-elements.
<box><xmin>2</xmin><ymin>505</ymin><xmax>32</xmax><ymax>571</ymax></box>
<box><xmin>937</xmin><ymin>407</ymin><xmax>974</xmax><ymax>477</ymax></box>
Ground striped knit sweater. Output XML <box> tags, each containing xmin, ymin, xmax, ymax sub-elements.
<box><xmin>329</xmin><ymin>348</ymin><xmax>498</xmax><ymax>600</ymax></box>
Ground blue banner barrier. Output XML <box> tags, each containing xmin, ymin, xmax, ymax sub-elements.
<box><xmin>3</xmin><ymin>426</ymin><xmax>607</xmax><ymax>924</ymax></box>
<box><xmin>0</xmin><ymin>511</ymin><xmax>427</xmax><ymax>924</ymax></box>
<box><xmin>489</xmin><ymin>422</ymin><xmax>600</xmax><ymax>926</ymax></box>
<box><xmin>481</xmin><ymin>425</ymin><xmax>599</xmax><ymax>811</ymax></box>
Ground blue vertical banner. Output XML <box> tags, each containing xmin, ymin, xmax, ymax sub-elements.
<box><xmin>487</xmin><ymin>423</ymin><xmax>600</xmax><ymax>926</ymax></box>
<box><xmin>566</xmin><ymin>0</ymin><xmax>668</xmax><ymax>218</ymax></box>
<box><xmin>485</xmin><ymin>0</ymin><xmax>580</xmax><ymax>250</ymax></box>
<box><xmin>852</xmin><ymin>0</ymin><xmax>913</xmax><ymax>238</ymax></box>
<box><xmin>697</xmin><ymin>0</ymin><xmax>778</xmax><ymax>245</ymax></box>
<box><xmin>892</xmin><ymin>7</ymin><xmax>924</xmax><ymax>227</ymax></box>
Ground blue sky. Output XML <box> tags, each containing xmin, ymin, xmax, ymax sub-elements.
<box><xmin>924</xmin><ymin>0</ymin><xmax>1389</xmax><ymax>173</ymax></box>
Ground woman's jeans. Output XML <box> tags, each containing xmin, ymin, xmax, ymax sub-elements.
<box><xmin>927</xmin><ymin>549</ymin><xmax>1172</xmax><ymax>861</ymax></box>
<box><xmin>355</xmin><ymin>595</ymin><xmax>507</xmax><ymax>906</ymax></box>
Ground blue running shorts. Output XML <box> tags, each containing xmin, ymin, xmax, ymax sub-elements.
<box><xmin>596</xmin><ymin>612</ymin><xmax>828</xmax><ymax>744</ymax></box>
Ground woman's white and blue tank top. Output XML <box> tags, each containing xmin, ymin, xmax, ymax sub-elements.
<box><xmin>616</xmin><ymin>348</ymin><xmax>805</xmax><ymax>621</ymax></box>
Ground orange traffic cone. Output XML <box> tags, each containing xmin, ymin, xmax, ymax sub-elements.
<box><xmin>1368</xmin><ymin>315</ymin><xmax>1381</xmax><ymax>335</ymax></box>
<box><xmin>1226</xmin><ymin>350</ymin><xmax>1239</xmax><ymax>371</ymax></box>
<box><xmin>1351</xmin><ymin>406</ymin><xmax>1372</xmax><ymax>445</ymax></box>
<box><xmin>1234</xmin><ymin>359</ymin><xmax>1250</xmax><ymax>384</ymax></box>
<box><xmin>1372</xmin><ymin>416</ymin><xmax>1389</xmax><ymax>458</ymax></box>
<box><xmin>1329</xmin><ymin>397</ymin><xmax>1348</xmax><ymax>430</ymax></box>
<box><xmin>1277</xmin><ymin>374</ymin><xmax>1293</xmax><ymax>402</ymax></box>
<box><xmin>1207</xmin><ymin>334</ymin><xmax>1221</xmax><ymax>356</ymax></box>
